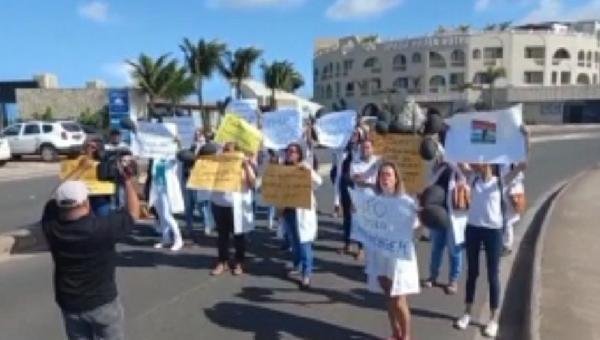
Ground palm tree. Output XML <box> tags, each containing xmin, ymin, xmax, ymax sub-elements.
<box><xmin>164</xmin><ymin>65</ymin><xmax>195</xmax><ymax>114</ymax></box>
<box><xmin>219</xmin><ymin>47</ymin><xmax>263</xmax><ymax>99</ymax></box>
<box><xmin>127</xmin><ymin>53</ymin><xmax>181</xmax><ymax>117</ymax></box>
<box><xmin>261</xmin><ymin>60</ymin><xmax>305</xmax><ymax>109</ymax></box>
<box><xmin>483</xmin><ymin>66</ymin><xmax>506</xmax><ymax>109</ymax></box>
<box><xmin>180</xmin><ymin>38</ymin><xmax>227</xmax><ymax>125</ymax></box>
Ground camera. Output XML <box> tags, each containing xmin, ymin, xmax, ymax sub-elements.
<box><xmin>97</xmin><ymin>149</ymin><xmax>138</xmax><ymax>182</ymax></box>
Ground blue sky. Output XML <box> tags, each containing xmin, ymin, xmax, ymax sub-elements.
<box><xmin>1</xmin><ymin>0</ymin><xmax>599</xmax><ymax>100</ymax></box>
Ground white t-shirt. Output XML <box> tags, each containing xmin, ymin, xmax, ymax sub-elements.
<box><xmin>467</xmin><ymin>175</ymin><xmax>504</xmax><ymax>229</ymax></box>
<box><xmin>350</xmin><ymin>156</ymin><xmax>380</xmax><ymax>187</ymax></box>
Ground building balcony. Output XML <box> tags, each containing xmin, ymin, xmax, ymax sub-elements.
<box><xmin>451</xmin><ymin>61</ymin><xmax>466</xmax><ymax>67</ymax></box>
<box><xmin>534</xmin><ymin>58</ymin><xmax>545</xmax><ymax>66</ymax></box>
<box><xmin>552</xmin><ymin>59</ymin><xmax>567</xmax><ymax>65</ymax></box>
<box><xmin>429</xmin><ymin>62</ymin><xmax>446</xmax><ymax>68</ymax></box>
<box><xmin>371</xmin><ymin>68</ymin><xmax>382</xmax><ymax>74</ymax></box>
<box><xmin>393</xmin><ymin>66</ymin><xmax>407</xmax><ymax>71</ymax></box>
<box><xmin>484</xmin><ymin>59</ymin><xmax>497</xmax><ymax>66</ymax></box>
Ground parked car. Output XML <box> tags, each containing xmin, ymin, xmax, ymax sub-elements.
<box><xmin>1</xmin><ymin>121</ymin><xmax>86</xmax><ymax>162</ymax></box>
<box><xmin>0</xmin><ymin>135</ymin><xmax>10</xmax><ymax>166</ymax></box>
<box><xmin>81</xmin><ymin>125</ymin><xmax>105</xmax><ymax>143</ymax></box>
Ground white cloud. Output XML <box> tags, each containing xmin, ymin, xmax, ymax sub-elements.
<box><xmin>78</xmin><ymin>1</ymin><xmax>109</xmax><ymax>23</ymax></box>
<box><xmin>206</xmin><ymin>0</ymin><xmax>304</xmax><ymax>9</ymax></box>
<box><xmin>475</xmin><ymin>0</ymin><xmax>492</xmax><ymax>11</ymax></box>
<box><xmin>326</xmin><ymin>0</ymin><xmax>403</xmax><ymax>20</ymax></box>
<box><xmin>102</xmin><ymin>62</ymin><xmax>134</xmax><ymax>86</ymax></box>
<box><xmin>521</xmin><ymin>0</ymin><xmax>600</xmax><ymax>23</ymax></box>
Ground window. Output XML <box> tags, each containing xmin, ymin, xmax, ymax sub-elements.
<box><xmin>314</xmin><ymin>68</ymin><xmax>319</xmax><ymax>79</ymax></box>
<box><xmin>326</xmin><ymin>85</ymin><xmax>333</xmax><ymax>99</ymax></box>
<box><xmin>472</xmin><ymin>49</ymin><xmax>482</xmax><ymax>59</ymax></box>
<box><xmin>429</xmin><ymin>51</ymin><xmax>447</xmax><ymax>68</ymax></box>
<box><xmin>43</xmin><ymin>125</ymin><xmax>53</xmax><ymax>133</ymax></box>
<box><xmin>364</xmin><ymin>57</ymin><xmax>379</xmax><ymax>68</ymax></box>
<box><xmin>525</xmin><ymin>46</ymin><xmax>545</xmax><ymax>59</ymax></box>
<box><xmin>346</xmin><ymin>82</ymin><xmax>355</xmax><ymax>97</ymax></box>
<box><xmin>24</xmin><ymin>124</ymin><xmax>41</xmax><ymax>135</ymax></box>
<box><xmin>335</xmin><ymin>63</ymin><xmax>341</xmax><ymax>76</ymax></box>
<box><xmin>524</xmin><ymin>71</ymin><xmax>544</xmax><ymax>84</ymax></box>
<box><xmin>449</xmin><ymin>73</ymin><xmax>465</xmax><ymax>86</ymax></box>
<box><xmin>61</xmin><ymin>123</ymin><xmax>81</xmax><ymax>132</ymax></box>
<box><xmin>343</xmin><ymin>59</ymin><xmax>354</xmax><ymax>73</ymax></box>
<box><xmin>412</xmin><ymin>52</ymin><xmax>422</xmax><ymax>63</ymax></box>
<box><xmin>484</xmin><ymin>47</ymin><xmax>503</xmax><ymax>59</ymax></box>
<box><xmin>358</xmin><ymin>80</ymin><xmax>369</xmax><ymax>96</ymax></box>
<box><xmin>578</xmin><ymin>50</ymin><xmax>585</xmax><ymax>66</ymax></box>
<box><xmin>587</xmin><ymin>51</ymin><xmax>593</xmax><ymax>67</ymax></box>
<box><xmin>393</xmin><ymin>54</ymin><xmax>407</xmax><ymax>70</ymax></box>
<box><xmin>429</xmin><ymin>75</ymin><xmax>446</xmax><ymax>92</ymax></box>
<box><xmin>371</xmin><ymin>78</ymin><xmax>381</xmax><ymax>94</ymax></box>
<box><xmin>473</xmin><ymin>72</ymin><xmax>489</xmax><ymax>85</ymax></box>
<box><xmin>553</xmin><ymin>48</ymin><xmax>570</xmax><ymax>60</ymax></box>
<box><xmin>335</xmin><ymin>82</ymin><xmax>341</xmax><ymax>97</ymax></box>
<box><xmin>393</xmin><ymin>77</ymin><xmax>409</xmax><ymax>89</ymax></box>
<box><xmin>576</xmin><ymin>73</ymin><xmax>590</xmax><ymax>85</ymax></box>
<box><xmin>595</xmin><ymin>52</ymin><xmax>600</xmax><ymax>63</ymax></box>
<box><xmin>552</xmin><ymin>71</ymin><xmax>558</xmax><ymax>84</ymax></box>
<box><xmin>561</xmin><ymin>71</ymin><xmax>571</xmax><ymax>85</ymax></box>
<box><xmin>2</xmin><ymin>125</ymin><xmax>21</xmax><ymax>136</ymax></box>
<box><xmin>450</xmin><ymin>50</ymin><xmax>466</xmax><ymax>66</ymax></box>
<box><xmin>594</xmin><ymin>75</ymin><xmax>598</xmax><ymax>84</ymax></box>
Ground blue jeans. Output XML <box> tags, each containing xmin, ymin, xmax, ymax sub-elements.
<box><xmin>465</xmin><ymin>225</ymin><xmax>503</xmax><ymax>310</ymax></box>
<box><xmin>90</xmin><ymin>196</ymin><xmax>111</xmax><ymax>217</ymax></box>
<box><xmin>283</xmin><ymin>210</ymin><xmax>313</xmax><ymax>278</ymax></box>
<box><xmin>185</xmin><ymin>190</ymin><xmax>214</xmax><ymax>233</ymax></box>
<box><xmin>61</xmin><ymin>298</ymin><xmax>124</xmax><ymax>340</ymax></box>
<box><xmin>429</xmin><ymin>226</ymin><xmax>464</xmax><ymax>283</ymax></box>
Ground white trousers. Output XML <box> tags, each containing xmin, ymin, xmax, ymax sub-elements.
<box><xmin>156</xmin><ymin>191</ymin><xmax>182</xmax><ymax>245</ymax></box>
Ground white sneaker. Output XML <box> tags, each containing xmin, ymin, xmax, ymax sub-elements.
<box><xmin>483</xmin><ymin>320</ymin><xmax>498</xmax><ymax>338</ymax></box>
<box><xmin>154</xmin><ymin>243</ymin><xmax>165</xmax><ymax>249</ymax></box>
<box><xmin>455</xmin><ymin>314</ymin><xmax>471</xmax><ymax>330</ymax></box>
<box><xmin>170</xmin><ymin>240</ymin><xmax>183</xmax><ymax>251</ymax></box>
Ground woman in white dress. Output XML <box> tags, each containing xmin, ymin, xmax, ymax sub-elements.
<box><xmin>365</xmin><ymin>161</ymin><xmax>420</xmax><ymax>340</ymax></box>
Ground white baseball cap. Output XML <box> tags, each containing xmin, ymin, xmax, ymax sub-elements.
<box><xmin>56</xmin><ymin>181</ymin><xmax>89</xmax><ymax>208</ymax></box>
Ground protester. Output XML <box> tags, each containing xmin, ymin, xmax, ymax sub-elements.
<box><xmin>71</xmin><ymin>139</ymin><xmax>112</xmax><ymax>217</ymax></box>
<box><xmin>454</xmin><ymin>162</ymin><xmax>527</xmax><ymax>337</ymax></box>
<box><xmin>149</xmin><ymin>157</ymin><xmax>185</xmax><ymax>251</ymax></box>
<box><xmin>183</xmin><ymin>129</ymin><xmax>211</xmax><ymax>237</ymax></box>
<box><xmin>281</xmin><ymin>142</ymin><xmax>323</xmax><ymax>289</ymax></box>
<box><xmin>42</xmin><ymin>162</ymin><xmax>140</xmax><ymax>340</ymax></box>
<box><xmin>422</xmin><ymin>159</ymin><xmax>468</xmax><ymax>295</ymax></box>
<box><xmin>348</xmin><ymin>138</ymin><xmax>380</xmax><ymax>260</ymax></box>
<box><xmin>104</xmin><ymin>129</ymin><xmax>129</xmax><ymax>151</ymax></box>
<box><xmin>364</xmin><ymin>161</ymin><xmax>420</xmax><ymax>340</ymax></box>
<box><xmin>210</xmin><ymin>142</ymin><xmax>256</xmax><ymax>276</ymax></box>
<box><xmin>333</xmin><ymin>127</ymin><xmax>364</xmax><ymax>254</ymax></box>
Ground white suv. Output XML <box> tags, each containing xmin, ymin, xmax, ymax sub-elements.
<box><xmin>1</xmin><ymin>121</ymin><xmax>86</xmax><ymax>162</ymax></box>
<box><xmin>0</xmin><ymin>135</ymin><xmax>10</xmax><ymax>166</ymax></box>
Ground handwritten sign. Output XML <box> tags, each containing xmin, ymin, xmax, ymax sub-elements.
<box><xmin>314</xmin><ymin>110</ymin><xmax>357</xmax><ymax>149</ymax></box>
<box><xmin>187</xmin><ymin>153</ymin><xmax>244</xmax><ymax>192</ymax></box>
<box><xmin>371</xmin><ymin>133</ymin><xmax>426</xmax><ymax>195</ymax></box>
<box><xmin>261</xmin><ymin>109</ymin><xmax>303</xmax><ymax>150</ymax></box>
<box><xmin>262</xmin><ymin>164</ymin><xmax>312</xmax><ymax>209</ymax></box>
<box><xmin>131</xmin><ymin>122</ymin><xmax>179</xmax><ymax>159</ymax></box>
<box><xmin>163</xmin><ymin>116</ymin><xmax>200</xmax><ymax>148</ymax></box>
<box><xmin>349</xmin><ymin>189</ymin><xmax>416</xmax><ymax>260</ymax></box>
<box><xmin>215</xmin><ymin>113</ymin><xmax>263</xmax><ymax>154</ymax></box>
<box><xmin>226</xmin><ymin>99</ymin><xmax>259</xmax><ymax>125</ymax></box>
<box><xmin>60</xmin><ymin>157</ymin><xmax>116</xmax><ymax>195</ymax></box>
<box><xmin>444</xmin><ymin>105</ymin><xmax>526</xmax><ymax>163</ymax></box>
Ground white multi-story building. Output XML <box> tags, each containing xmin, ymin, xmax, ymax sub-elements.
<box><xmin>313</xmin><ymin>21</ymin><xmax>600</xmax><ymax>123</ymax></box>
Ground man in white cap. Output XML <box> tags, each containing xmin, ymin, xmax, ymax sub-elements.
<box><xmin>42</xmin><ymin>163</ymin><xmax>140</xmax><ymax>340</ymax></box>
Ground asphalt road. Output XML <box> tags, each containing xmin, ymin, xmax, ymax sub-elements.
<box><xmin>0</xmin><ymin>136</ymin><xmax>599</xmax><ymax>340</ymax></box>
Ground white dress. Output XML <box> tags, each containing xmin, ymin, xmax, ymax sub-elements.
<box><xmin>364</xmin><ymin>194</ymin><xmax>420</xmax><ymax>297</ymax></box>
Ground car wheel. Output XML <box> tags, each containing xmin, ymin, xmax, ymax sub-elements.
<box><xmin>40</xmin><ymin>145</ymin><xmax>58</xmax><ymax>162</ymax></box>
<box><xmin>0</xmin><ymin>161</ymin><xmax>6</xmax><ymax>167</ymax></box>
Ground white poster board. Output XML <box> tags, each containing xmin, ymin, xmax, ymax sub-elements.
<box><xmin>131</xmin><ymin>122</ymin><xmax>179</xmax><ymax>159</ymax></box>
<box><xmin>444</xmin><ymin>105</ymin><xmax>526</xmax><ymax>164</ymax></box>
<box><xmin>315</xmin><ymin>110</ymin><xmax>357</xmax><ymax>149</ymax></box>
<box><xmin>261</xmin><ymin>109</ymin><xmax>303</xmax><ymax>150</ymax></box>
<box><xmin>349</xmin><ymin>189</ymin><xmax>417</xmax><ymax>260</ymax></box>
<box><xmin>226</xmin><ymin>99</ymin><xmax>259</xmax><ymax>125</ymax></box>
<box><xmin>164</xmin><ymin>115</ymin><xmax>201</xmax><ymax>148</ymax></box>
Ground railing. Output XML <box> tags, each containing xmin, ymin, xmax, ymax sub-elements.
<box><xmin>534</xmin><ymin>58</ymin><xmax>545</xmax><ymax>66</ymax></box>
<box><xmin>451</xmin><ymin>61</ymin><xmax>466</xmax><ymax>67</ymax></box>
<box><xmin>429</xmin><ymin>61</ymin><xmax>446</xmax><ymax>68</ymax></box>
<box><xmin>393</xmin><ymin>66</ymin><xmax>407</xmax><ymax>71</ymax></box>
<box><xmin>484</xmin><ymin>59</ymin><xmax>497</xmax><ymax>66</ymax></box>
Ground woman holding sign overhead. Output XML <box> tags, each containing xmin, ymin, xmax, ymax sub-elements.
<box><xmin>281</xmin><ymin>142</ymin><xmax>322</xmax><ymax>289</ymax></box>
<box><xmin>358</xmin><ymin>161</ymin><xmax>420</xmax><ymax>340</ymax></box>
<box><xmin>210</xmin><ymin>142</ymin><xmax>256</xmax><ymax>276</ymax></box>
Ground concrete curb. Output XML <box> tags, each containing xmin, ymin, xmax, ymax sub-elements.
<box><xmin>0</xmin><ymin>224</ymin><xmax>47</xmax><ymax>259</ymax></box>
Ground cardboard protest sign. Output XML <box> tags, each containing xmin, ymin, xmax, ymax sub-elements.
<box><xmin>186</xmin><ymin>153</ymin><xmax>244</xmax><ymax>192</ymax></box>
<box><xmin>131</xmin><ymin>122</ymin><xmax>179</xmax><ymax>159</ymax></box>
<box><xmin>314</xmin><ymin>110</ymin><xmax>357</xmax><ymax>149</ymax></box>
<box><xmin>349</xmin><ymin>189</ymin><xmax>416</xmax><ymax>260</ymax></box>
<box><xmin>371</xmin><ymin>133</ymin><xmax>426</xmax><ymax>194</ymax></box>
<box><xmin>444</xmin><ymin>105</ymin><xmax>526</xmax><ymax>164</ymax></box>
<box><xmin>163</xmin><ymin>116</ymin><xmax>201</xmax><ymax>148</ymax></box>
<box><xmin>215</xmin><ymin>113</ymin><xmax>263</xmax><ymax>154</ymax></box>
<box><xmin>261</xmin><ymin>109</ymin><xmax>303</xmax><ymax>150</ymax></box>
<box><xmin>60</xmin><ymin>157</ymin><xmax>116</xmax><ymax>195</ymax></box>
<box><xmin>261</xmin><ymin>164</ymin><xmax>312</xmax><ymax>209</ymax></box>
<box><xmin>226</xmin><ymin>99</ymin><xmax>259</xmax><ymax>125</ymax></box>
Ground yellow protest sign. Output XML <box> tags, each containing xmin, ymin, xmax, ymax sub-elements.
<box><xmin>186</xmin><ymin>153</ymin><xmax>244</xmax><ymax>192</ymax></box>
<box><xmin>262</xmin><ymin>164</ymin><xmax>312</xmax><ymax>209</ymax></box>
<box><xmin>215</xmin><ymin>113</ymin><xmax>263</xmax><ymax>154</ymax></box>
<box><xmin>371</xmin><ymin>134</ymin><xmax>426</xmax><ymax>195</ymax></box>
<box><xmin>59</xmin><ymin>157</ymin><xmax>116</xmax><ymax>195</ymax></box>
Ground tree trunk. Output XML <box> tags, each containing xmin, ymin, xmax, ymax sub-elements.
<box><xmin>271</xmin><ymin>87</ymin><xmax>277</xmax><ymax>110</ymax></box>
<box><xmin>236</xmin><ymin>79</ymin><xmax>242</xmax><ymax>100</ymax></box>
<box><xmin>197</xmin><ymin>79</ymin><xmax>211</xmax><ymax>131</ymax></box>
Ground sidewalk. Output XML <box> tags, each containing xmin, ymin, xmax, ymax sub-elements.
<box><xmin>537</xmin><ymin>168</ymin><xmax>600</xmax><ymax>340</ymax></box>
